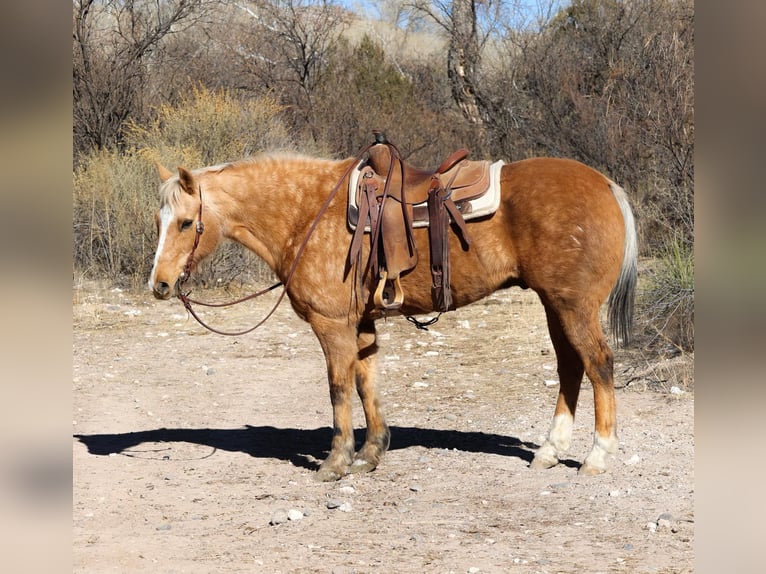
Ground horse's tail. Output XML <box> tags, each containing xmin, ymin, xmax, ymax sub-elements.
<box><xmin>606</xmin><ymin>181</ymin><xmax>638</xmax><ymax>347</ymax></box>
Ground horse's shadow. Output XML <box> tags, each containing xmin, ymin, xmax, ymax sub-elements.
<box><xmin>73</xmin><ymin>425</ymin><xmax>569</xmax><ymax>470</ymax></box>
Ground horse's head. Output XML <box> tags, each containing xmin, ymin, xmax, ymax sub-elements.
<box><xmin>148</xmin><ymin>164</ymin><xmax>222</xmax><ymax>300</ymax></box>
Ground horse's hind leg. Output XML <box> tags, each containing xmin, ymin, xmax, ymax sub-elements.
<box><xmin>578</xmin><ymin>327</ymin><xmax>618</xmax><ymax>476</ymax></box>
<box><xmin>532</xmin><ymin>302</ymin><xmax>618</xmax><ymax>475</ymax></box>
<box><xmin>349</xmin><ymin>320</ymin><xmax>390</xmax><ymax>473</ymax></box>
<box><xmin>531</xmin><ymin>304</ymin><xmax>585</xmax><ymax>470</ymax></box>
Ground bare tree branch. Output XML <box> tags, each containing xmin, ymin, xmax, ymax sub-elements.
<box><xmin>72</xmin><ymin>0</ymin><xmax>222</xmax><ymax>155</ymax></box>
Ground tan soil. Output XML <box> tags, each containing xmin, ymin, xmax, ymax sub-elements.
<box><xmin>73</xmin><ymin>282</ymin><xmax>693</xmax><ymax>573</ymax></box>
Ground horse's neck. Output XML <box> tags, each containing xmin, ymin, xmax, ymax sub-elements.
<box><xmin>209</xmin><ymin>159</ymin><xmax>337</xmax><ymax>274</ymax></box>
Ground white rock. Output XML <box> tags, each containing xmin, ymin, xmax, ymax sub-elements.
<box><xmin>287</xmin><ymin>509</ymin><xmax>303</xmax><ymax>521</ymax></box>
<box><xmin>544</xmin><ymin>379</ymin><xmax>559</xmax><ymax>387</ymax></box>
<box><xmin>670</xmin><ymin>386</ymin><xmax>684</xmax><ymax>395</ymax></box>
<box><xmin>624</xmin><ymin>454</ymin><xmax>641</xmax><ymax>465</ymax></box>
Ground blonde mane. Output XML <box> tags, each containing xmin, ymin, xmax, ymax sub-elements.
<box><xmin>158</xmin><ymin>152</ymin><xmax>347</xmax><ymax>210</ymax></box>
<box><xmin>158</xmin><ymin>162</ymin><xmax>231</xmax><ymax>209</ymax></box>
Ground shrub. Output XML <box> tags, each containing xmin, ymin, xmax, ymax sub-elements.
<box><xmin>73</xmin><ymin>148</ymin><xmax>159</xmax><ymax>284</ymax></box>
<box><xmin>73</xmin><ymin>87</ymin><xmax>298</xmax><ymax>286</ymax></box>
<box><xmin>640</xmin><ymin>234</ymin><xmax>694</xmax><ymax>352</ymax></box>
<box><xmin>310</xmin><ymin>35</ymin><xmax>480</xmax><ymax>162</ymax></box>
<box><xmin>124</xmin><ymin>86</ymin><xmax>297</xmax><ymax>166</ymax></box>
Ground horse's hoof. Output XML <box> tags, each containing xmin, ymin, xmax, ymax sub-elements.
<box><xmin>530</xmin><ymin>440</ymin><xmax>561</xmax><ymax>470</ymax></box>
<box><xmin>348</xmin><ymin>458</ymin><xmax>376</xmax><ymax>474</ymax></box>
<box><xmin>530</xmin><ymin>452</ymin><xmax>558</xmax><ymax>470</ymax></box>
<box><xmin>578</xmin><ymin>463</ymin><xmax>606</xmax><ymax>476</ymax></box>
<box><xmin>315</xmin><ymin>467</ymin><xmax>345</xmax><ymax>482</ymax></box>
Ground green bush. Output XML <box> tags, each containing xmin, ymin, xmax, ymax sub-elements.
<box><xmin>73</xmin><ymin>87</ymin><xmax>298</xmax><ymax>287</ymax></box>
<box><xmin>641</xmin><ymin>235</ymin><xmax>694</xmax><ymax>352</ymax></box>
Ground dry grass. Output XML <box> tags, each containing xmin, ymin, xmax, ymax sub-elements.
<box><xmin>617</xmin><ymin>348</ymin><xmax>694</xmax><ymax>393</ymax></box>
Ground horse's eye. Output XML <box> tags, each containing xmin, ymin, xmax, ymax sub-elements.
<box><xmin>180</xmin><ymin>219</ymin><xmax>194</xmax><ymax>231</ymax></box>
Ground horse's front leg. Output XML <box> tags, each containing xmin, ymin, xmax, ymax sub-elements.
<box><xmin>350</xmin><ymin>320</ymin><xmax>390</xmax><ymax>473</ymax></box>
<box><xmin>310</xmin><ymin>315</ymin><xmax>359</xmax><ymax>482</ymax></box>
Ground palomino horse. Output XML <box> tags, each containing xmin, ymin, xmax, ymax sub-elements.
<box><xmin>149</xmin><ymin>149</ymin><xmax>637</xmax><ymax>481</ymax></box>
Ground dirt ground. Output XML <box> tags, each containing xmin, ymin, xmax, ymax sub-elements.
<box><xmin>72</xmin><ymin>281</ymin><xmax>694</xmax><ymax>573</ymax></box>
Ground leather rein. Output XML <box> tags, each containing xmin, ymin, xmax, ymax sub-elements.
<box><xmin>176</xmin><ymin>187</ymin><xmax>288</xmax><ymax>336</ymax></box>
<box><xmin>175</xmin><ymin>137</ymin><xmax>404</xmax><ymax>336</ymax></box>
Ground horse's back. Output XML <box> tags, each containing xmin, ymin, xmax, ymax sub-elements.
<box><xmin>501</xmin><ymin>157</ymin><xmax>617</xmax><ymax>207</ymax></box>
<box><xmin>499</xmin><ymin>157</ymin><xmax>626</xmax><ymax>303</ymax></box>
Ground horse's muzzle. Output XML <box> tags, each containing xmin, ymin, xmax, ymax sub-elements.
<box><xmin>152</xmin><ymin>281</ymin><xmax>173</xmax><ymax>300</ymax></box>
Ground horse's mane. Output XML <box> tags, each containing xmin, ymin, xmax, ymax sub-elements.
<box><xmin>158</xmin><ymin>152</ymin><xmax>345</xmax><ymax>208</ymax></box>
<box><xmin>231</xmin><ymin>151</ymin><xmax>340</xmax><ymax>170</ymax></box>
<box><xmin>158</xmin><ymin>162</ymin><xmax>230</xmax><ymax>209</ymax></box>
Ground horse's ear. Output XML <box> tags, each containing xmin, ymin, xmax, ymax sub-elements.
<box><xmin>156</xmin><ymin>162</ymin><xmax>174</xmax><ymax>183</ymax></box>
<box><xmin>177</xmin><ymin>167</ymin><xmax>196</xmax><ymax>195</ymax></box>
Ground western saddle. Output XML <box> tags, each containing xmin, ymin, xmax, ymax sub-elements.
<box><xmin>347</xmin><ymin>132</ymin><xmax>495</xmax><ymax>313</ymax></box>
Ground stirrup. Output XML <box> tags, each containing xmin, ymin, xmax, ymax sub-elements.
<box><xmin>373</xmin><ymin>269</ymin><xmax>404</xmax><ymax>310</ymax></box>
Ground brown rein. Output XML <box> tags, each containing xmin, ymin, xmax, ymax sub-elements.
<box><xmin>175</xmin><ymin>184</ymin><xmax>290</xmax><ymax>336</ymax></box>
<box><xmin>176</xmin><ymin>137</ymin><xmax>402</xmax><ymax>336</ymax></box>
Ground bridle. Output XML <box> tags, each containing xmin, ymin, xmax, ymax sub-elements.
<box><xmin>178</xmin><ymin>192</ymin><xmax>204</xmax><ymax>286</ymax></box>
<box><xmin>174</xmin><ymin>137</ymin><xmax>393</xmax><ymax>336</ymax></box>
<box><xmin>175</xmin><ymin>185</ymin><xmax>287</xmax><ymax>336</ymax></box>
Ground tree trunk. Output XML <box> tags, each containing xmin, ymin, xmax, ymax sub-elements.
<box><xmin>447</xmin><ymin>0</ymin><xmax>483</xmax><ymax>126</ymax></box>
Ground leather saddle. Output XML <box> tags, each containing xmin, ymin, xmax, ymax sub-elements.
<box><xmin>347</xmin><ymin>133</ymin><xmax>500</xmax><ymax>313</ymax></box>
<box><xmin>365</xmin><ymin>144</ymin><xmax>493</xmax><ymax>223</ymax></box>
